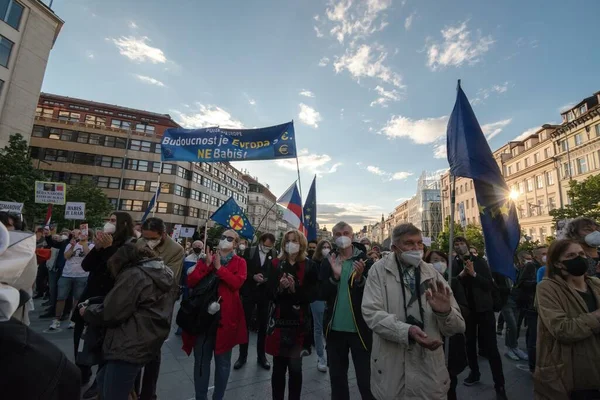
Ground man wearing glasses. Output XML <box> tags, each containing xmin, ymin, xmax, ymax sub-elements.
<box><xmin>362</xmin><ymin>223</ymin><xmax>465</xmax><ymax>400</ymax></box>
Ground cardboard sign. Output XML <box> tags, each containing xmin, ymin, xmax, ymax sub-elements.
<box><xmin>80</xmin><ymin>223</ymin><xmax>89</xmax><ymax>239</ymax></box>
<box><xmin>172</xmin><ymin>224</ymin><xmax>182</xmax><ymax>240</ymax></box>
<box><xmin>0</xmin><ymin>201</ymin><xmax>23</xmax><ymax>213</ymax></box>
<box><xmin>458</xmin><ymin>202</ymin><xmax>467</xmax><ymax>228</ymax></box>
<box><xmin>64</xmin><ymin>202</ymin><xmax>85</xmax><ymax>220</ymax></box>
<box><xmin>35</xmin><ymin>181</ymin><xmax>66</xmax><ymax>205</ymax></box>
<box><xmin>180</xmin><ymin>227</ymin><xmax>195</xmax><ymax>238</ymax></box>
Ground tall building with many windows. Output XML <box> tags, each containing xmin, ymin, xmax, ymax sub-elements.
<box><xmin>29</xmin><ymin>93</ymin><xmax>248</xmax><ymax>231</ymax></box>
<box><xmin>0</xmin><ymin>0</ymin><xmax>63</xmax><ymax>148</ymax></box>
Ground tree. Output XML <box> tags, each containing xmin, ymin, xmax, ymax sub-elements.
<box><xmin>205</xmin><ymin>225</ymin><xmax>225</xmax><ymax>249</ymax></box>
<box><xmin>50</xmin><ymin>178</ymin><xmax>114</xmax><ymax>230</ymax></box>
<box><xmin>0</xmin><ymin>133</ymin><xmax>48</xmax><ymax>227</ymax></box>
<box><xmin>550</xmin><ymin>175</ymin><xmax>600</xmax><ymax>222</ymax></box>
<box><xmin>436</xmin><ymin>217</ymin><xmax>485</xmax><ymax>255</ymax></box>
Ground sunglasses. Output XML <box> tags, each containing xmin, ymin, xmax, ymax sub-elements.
<box><xmin>220</xmin><ymin>235</ymin><xmax>235</xmax><ymax>242</ymax></box>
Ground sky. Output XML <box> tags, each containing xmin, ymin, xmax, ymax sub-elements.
<box><xmin>41</xmin><ymin>0</ymin><xmax>600</xmax><ymax>230</ymax></box>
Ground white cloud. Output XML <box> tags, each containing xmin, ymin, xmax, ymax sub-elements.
<box><xmin>318</xmin><ymin>57</ymin><xmax>330</xmax><ymax>67</ymax></box>
<box><xmin>381</xmin><ymin>115</ymin><xmax>449</xmax><ymax>144</ymax></box>
<box><xmin>559</xmin><ymin>102</ymin><xmax>576</xmax><ymax>113</ymax></box>
<box><xmin>325</xmin><ymin>0</ymin><xmax>392</xmax><ymax>43</ymax></box>
<box><xmin>314</xmin><ymin>26</ymin><xmax>324</xmax><ymax>38</ymax></box>
<box><xmin>314</xmin><ymin>14</ymin><xmax>320</xmax><ymax>21</ymax></box>
<box><xmin>128</xmin><ymin>21</ymin><xmax>138</xmax><ymax>29</ymax></box>
<box><xmin>426</xmin><ymin>21</ymin><xmax>494</xmax><ymax>70</ymax></box>
<box><xmin>481</xmin><ymin>118</ymin><xmax>512</xmax><ymax>140</ymax></box>
<box><xmin>318</xmin><ymin>202</ymin><xmax>383</xmax><ymax>229</ymax></box>
<box><xmin>248</xmin><ymin>99</ymin><xmax>256</xmax><ymax>106</ymax></box>
<box><xmin>134</xmin><ymin>74</ymin><xmax>166</xmax><ymax>87</ymax></box>
<box><xmin>275</xmin><ymin>148</ymin><xmax>340</xmax><ymax>177</ymax></box>
<box><xmin>367</xmin><ymin>165</ymin><xmax>387</xmax><ymax>176</ymax></box>
<box><xmin>513</xmin><ymin>126</ymin><xmax>539</xmax><ymax>142</ymax></box>
<box><xmin>171</xmin><ymin>103</ymin><xmax>244</xmax><ymax>129</ymax></box>
<box><xmin>86</xmin><ymin>51</ymin><xmax>95</xmax><ymax>59</ymax></box>
<box><xmin>405</xmin><ymin>12</ymin><xmax>416</xmax><ymax>30</ymax></box>
<box><xmin>395</xmin><ymin>197</ymin><xmax>410</xmax><ymax>202</ymax></box>
<box><xmin>433</xmin><ymin>144</ymin><xmax>447</xmax><ymax>159</ymax></box>
<box><xmin>370</xmin><ymin>85</ymin><xmax>401</xmax><ymax>107</ymax></box>
<box><xmin>299</xmin><ymin>90</ymin><xmax>315</xmax><ymax>98</ymax></box>
<box><xmin>471</xmin><ymin>81</ymin><xmax>510</xmax><ymax>105</ymax></box>
<box><xmin>363</xmin><ymin>165</ymin><xmax>413</xmax><ymax>181</ymax></box>
<box><xmin>334</xmin><ymin>44</ymin><xmax>404</xmax><ymax>88</ymax></box>
<box><xmin>110</xmin><ymin>36</ymin><xmax>167</xmax><ymax>63</ymax></box>
<box><xmin>298</xmin><ymin>103</ymin><xmax>322</xmax><ymax>128</ymax></box>
<box><xmin>392</xmin><ymin>171</ymin><xmax>412</xmax><ymax>180</ymax></box>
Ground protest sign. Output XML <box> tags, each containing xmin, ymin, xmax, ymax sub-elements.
<box><xmin>64</xmin><ymin>202</ymin><xmax>85</xmax><ymax>220</ymax></box>
<box><xmin>0</xmin><ymin>201</ymin><xmax>23</xmax><ymax>213</ymax></box>
<box><xmin>35</xmin><ymin>181</ymin><xmax>66</xmax><ymax>205</ymax></box>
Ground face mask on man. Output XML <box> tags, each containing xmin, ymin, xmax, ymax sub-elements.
<box><xmin>285</xmin><ymin>242</ymin><xmax>300</xmax><ymax>255</ymax></box>
<box><xmin>584</xmin><ymin>231</ymin><xmax>600</xmax><ymax>247</ymax></box>
<box><xmin>260</xmin><ymin>244</ymin><xmax>272</xmax><ymax>253</ymax></box>
<box><xmin>193</xmin><ymin>247</ymin><xmax>202</xmax><ymax>254</ymax></box>
<box><xmin>146</xmin><ymin>238</ymin><xmax>161</xmax><ymax>249</ymax></box>
<box><xmin>307</xmin><ymin>249</ymin><xmax>315</xmax><ymax>258</ymax></box>
<box><xmin>456</xmin><ymin>244</ymin><xmax>469</xmax><ymax>256</ymax></box>
<box><xmin>103</xmin><ymin>222</ymin><xmax>116</xmax><ymax>234</ymax></box>
<box><xmin>561</xmin><ymin>256</ymin><xmax>588</xmax><ymax>277</ymax></box>
<box><xmin>335</xmin><ymin>236</ymin><xmax>352</xmax><ymax>249</ymax></box>
<box><xmin>432</xmin><ymin>261</ymin><xmax>447</xmax><ymax>275</ymax></box>
<box><xmin>400</xmin><ymin>250</ymin><xmax>424</xmax><ymax>267</ymax></box>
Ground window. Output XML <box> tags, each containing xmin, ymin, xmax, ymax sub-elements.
<box><xmin>596</xmin><ymin>125</ymin><xmax>600</xmax><ymax>137</ymax></box>
<box><xmin>129</xmin><ymin>140</ymin><xmax>152</xmax><ymax>152</ymax></box>
<box><xmin>544</xmin><ymin>148</ymin><xmax>550</xmax><ymax>159</ymax></box>
<box><xmin>548</xmin><ymin>197</ymin><xmax>556</xmax><ymax>211</ymax></box>
<box><xmin>527</xmin><ymin>179</ymin><xmax>533</xmax><ymax>192</ymax></box>
<box><xmin>96</xmin><ymin>155</ymin><xmax>123</xmax><ymax>169</ymax></box>
<box><xmin>70</xmin><ymin>104</ymin><xmax>89</xmax><ymax>111</ymax></box>
<box><xmin>154</xmin><ymin>143</ymin><xmax>161</xmax><ymax>154</ymax></box>
<box><xmin>579</xmin><ymin>105</ymin><xmax>587</xmax><ymax>115</ymax></box>
<box><xmin>173</xmin><ymin>204</ymin><xmax>186</xmax><ymax>216</ymax></box>
<box><xmin>127</xmin><ymin>159</ymin><xmax>149</xmax><ymax>172</ymax></box>
<box><xmin>122</xmin><ymin>179</ymin><xmax>146</xmax><ymax>191</ymax></box>
<box><xmin>192</xmin><ymin>173</ymin><xmax>201</xmax><ymax>184</ymax></box>
<box><xmin>135</xmin><ymin>124</ymin><xmax>155</xmax><ymax>134</ymax></box>
<box><xmin>48</xmin><ymin>128</ymin><xmax>72</xmax><ymax>141</ymax></box>
<box><xmin>85</xmin><ymin>115</ymin><xmax>106</xmax><ymax>127</ymax></box>
<box><xmin>36</xmin><ymin>107</ymin><xmax>54</xmax><ymax>119</ymax></box>
<box><xmin>111</xmin><ymin>119</ymin><xmax>131</xmax><ymax>130</ymax></box>
<box><xmin>210</xmin><ymin>196</ymin><xmax>218</xmax><ymax>206</ymax></box>
<box><xmin>574</xmin><ymin>134</ymin><xmax>583</xmax><ymax>146</ymax></box>
<box><xmin>120</xmin><ymin>199</ymin><xmax>144</xmax><ymax>212</ymax></box>
<box><xmin>105</xmin><ymin>136</ymin><xmax>127</xmax><ymax>149</ymax></box>
<box><xmin>576</xmin><ymin>157</ymin><xmax>588</xmax><ymax>174</ymax></box>
<box><xmin>72</xmin><ymin>152</ymin><xmax>95</xmax><ymax>165</ymax></box>
<box><xmin>189</xmin><ymin>207</ymin><xmax>199</xmax><ymax>218</ymax></box>
<box><xmin>58</xmin><ymin>111</ymin><xmax>80</xmax><ymax>122</ymax></box>
<box><xmin>0</xmin><ymin>35</ymin><xmax>13</xmax><ymax>67</ymax></box>
<box><xmin>44</xmin><ymin>149</ymin><xmax>68</xmax><ymax>162</ymax></box>
<box><xmin>89</xmin><ymin>134</ymin><xmax>102</xmax><ymax>145</ymax></box>
<box><xmin>32</xmin><ymin>125</ymin><xmax>45</xmax><ymax>137</ymax></box>
<box><xmin>77</xmin><ymin>132</ymin><xmax>89</xmax><ymax>144</ymax></box>
<box><xmin>162</xmin><ymin>163</ymin><xmax>173</xmax><ymax>175</ymax></box>
<box><xmin>563</xmin><ymin>162</ymin><xmax>573</xmax><ymax>179</ymax></box>
<box><xmin>534</xmin><ymin>153</ymin><xmax>539</xmax><ymax>163</ymax></box>
<box><xmin>177</xmin><ymin>166</ymin><xmax>190</xmax><ymax>180</ymax></box>
<box><xmin>538</xmin><ymin>200</ymin><xmax>544</xmax><ymax>215</ymax></box>
<box><xmin>201</xmin><ymin>193</ymin><xmax>209</xmax><ymax>203</ymax></box>
<box><xmin>201</xmin><ymin>163</ymin><xmax>210</xmax><ymax>173</ymax></box>
<box><xmin>561</xmin><ymin>140</ymin><xmax>569</xmax><ymax>152</ymax></box>
<box><xmin>212</xmin><ymin>182</ymin><xmax>219</xmax><ymax>192</ymax></box>
<box><xmin>69</xmin><ymin>174</ymin><xmax>84</xmax><ymax>185</ymax></box>
<box><xmin>546</xmin><ymin>171</ymin><xmax>554</xmax><ymax>186</ymax></box>
<box><xmin>154</xmin><ymin>202</ymin><xmax>168</xmax><ymax>213</ymax></box>
<box><xmin>507</xmin><ymin>166</ymin><xmax>512</xmax><ymax>175</ymax></box>
<box><xmin>524</xmin><ymin>158</ymin><xmax>529</xmax><ymax>168</ymax></box>
<box><xmin>516</xmin><ymin>162</ymin><xmax>521</xmax><ymax>172</ymax></box>
<box><xmin>190</xmin><ymin>189</ymin><xmax>201</xmax><ymax>201</ymax></box>
<box><xmin>536</xmin><ymin>175</ymin><xmax>543</xmax><ymax>189</ymax></box>
<box><xmin>540</xmin><ymin>227</ymin><xmax>547</xmax><ymax>240</ymax></box>
<box><xmin>97</xmin><ymin>176</ymin><xmax>120</xmax><ymax>189</ymax></box>
<box><xmin>174</xmin><ymin>185</ymin><xmax>190</xmax><ymax>198</ymax></box>
<box><xmin>150</xmin><ymin>182</ymin><xmax>171</xmax><ymax>194</ymax></box>
<box><xmin>567</xmin><ymin>112</ymin><xmax>574</xmax><ymax>122</ymax></box>
<box><xmin>518</xmin><ymin>182</ymin><xmax>524</xmax><ymax>194</ymax></box>
<box><xmin>0</xmin><ymin>0</ymin><xmax>24</xmax><ymax>30</ymax></box>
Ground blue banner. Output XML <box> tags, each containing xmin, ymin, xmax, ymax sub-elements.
<box><xmin>160</xmin><ymin>122</ymin><xmax>296</xmax><ymax>162</ymax></box>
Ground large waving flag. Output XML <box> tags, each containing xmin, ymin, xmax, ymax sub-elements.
<box><xmin>141</xmin><ymin>186</ymin><xmax>161</xmax><ymax>223</ymax></box>
<box><xmin>447</xmin><ymin>80</ymin><xmax>520</xmax><ymax>281</ymax></box>
<box><xmin>210</xmin><ymin>197</ymin><xmax>255</xmax><ymax>239</ymax></box>
<box><xmin>277</xmin><ymin>182</ymin><xmax>304</xmax><ymax>232</ymax></box>
<box><xmin>303</xmin><ymin>176</ymin><xmax>317</xmax><ymax>241</ymax></box>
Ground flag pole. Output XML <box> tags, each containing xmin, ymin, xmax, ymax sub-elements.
<box><xmin>295</xmin><ymin>155</ymin><xmax>305</xmax><ymax>232</ymax></box>
<box><xmin>152</xmin><ymin>161</ymin><xmax>163</xmax><ymax>218</ymax></box>
<box><xmin>203</xmin><ymin>177</ymin><xmax>215</xmax><ymax>246</ymax></box>
<box><xmin>253</xmin><ymin>199</ymin><xmax>279</xmax><ymax>245</ymax></box>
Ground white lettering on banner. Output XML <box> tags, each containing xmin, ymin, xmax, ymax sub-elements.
<box><xmin>162</xmin><ymin>136</ymin><xmax>230</xmax><ymax>147</ymax></box>
<box><xmin>35</xmin><ymin>181</ymin><xmax>66</xmax><ymax>205</ymax></box>
<box><xmin>64</xmin><ymin>202</ymin><xmax>86</xmax><ymax>220</ymax></box>
<box><xmin>0</xmin><ymin>201</ymin><xmax>23</xmax><ymax>213</ymax></box>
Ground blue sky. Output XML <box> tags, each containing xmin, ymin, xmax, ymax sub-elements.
<box><xmin>41</xmin><ymin>0</ymin><xmax>600</xmax><ymax>229</ymax></box>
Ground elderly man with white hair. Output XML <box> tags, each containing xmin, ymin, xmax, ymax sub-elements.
<box><xmin>362</xmin><ymin>223</ymin><xmax>465</xmax><ymax>400</ymax></box>
<box><xmin>185</xmin><ymin>240</ymin><xmax>205</xmax><ymax>263</ymax></box>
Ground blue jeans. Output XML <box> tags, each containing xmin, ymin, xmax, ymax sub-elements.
<box><xmin>57</xmin><ymin>276</ymin><xmax>88</xmax><ymax>300</ymax></box>
<box><xmin>501</xmin><ymin>298</ymin><xmax>518</xmax><ymax>349</ymax></box>
<box><xmin>310</xmin><ymin>301</ymin><xmax>325</xmax><ymax>358</ymax></box>
<box><xmin>194</xmin><ymin>335</ymin><xmax>232</xmax><ymax>400</ymax></box>
<box><xmin>97</xmin><ymin>361</ymin><xmax>142</xmax><ymax>400</ymax></box>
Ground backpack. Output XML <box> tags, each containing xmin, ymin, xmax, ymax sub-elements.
<box><xmin>176</xmin><ymin>271</ymin><xmax>220</xmax><ymax>336</ymax></box>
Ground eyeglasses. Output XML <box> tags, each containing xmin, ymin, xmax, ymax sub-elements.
<box><xmin>220</xmin><ymin>235</ymin><xmax>235</xmax><ymax>242</ymax></box>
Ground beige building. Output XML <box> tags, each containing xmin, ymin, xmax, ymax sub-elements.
<box><xmin>243</xmin><ymin>174</ymin><xmax>278</xmax><ymax>233</ymax></box>
<box><xmin>0</xmin><ymin>0</ymin><xmax>63</xmax><ymax>148</ymax></box>
<box><xmin>29</xmin><ymin>93</ymin><xmax>249</xmax><ymax>232</ymax></box>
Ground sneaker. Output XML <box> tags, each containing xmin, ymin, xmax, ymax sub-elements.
<box><xmin>317</xmin><ymin>357</ymin><xmax>327</xmax><ymax>373</ymax></box>
<box><xmin>513</xmin><ymin>348</ymin><xmax>529</xmax><ymax>361</ymax></box>
<box><xmin>49</xmin><ymin>319</ymin><xmax>60</xmax><ymax>330</ymax></box>
<box><xmin>68</xmin><ymin>321</ymin><xmax>76</xmax><ymax>329</ymax></box>
<box><xmin>463</xmin><ymin>373</ymin><xmax>480</xmax><ymax>386</ymax></box>
<box><xmin>504</xmin><ymin>349</ymin><xmax>520</xmax><ymax>361</ymax></box>
<box><xmin>495</xmin><ymin>386</ymin><xmax>508</xmax><ymax>400</ymax></box>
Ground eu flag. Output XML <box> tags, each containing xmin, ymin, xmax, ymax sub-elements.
<box><xmin>210</xmin><ymin>197</ymin><xmax>255</xmax><ymax>240</ymax></box>
<box><xmin>447</xmin><ymin>81</ymin><xmax>520</xmax><ymax>281</ymax></box>
<box><xmin>303</xmin><ymin>176</ymin><xmax>317</xmax><ymax>241</ymax></box>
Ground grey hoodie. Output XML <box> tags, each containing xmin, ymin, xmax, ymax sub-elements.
<box><xmin>84</xmin><ymin>258</ymin><xmax>175</xmax><ymax>365</ymax></box>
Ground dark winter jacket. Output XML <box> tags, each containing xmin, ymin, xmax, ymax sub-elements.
<box><xmin>445</xmin><ymin>271</ymin><xmax>469</xmax><ymax>377</ymax></box>
<box><xmin>241</xmin><ymin>245</ymin><xmax>278</xmax><ymax>298</ymax></box>
<box><xmin>44</xmin><ymin>234</ymin><xmax>68</xmax><ymax>274</ymax></box>
<box><xmin>84</xmin><ymin>258</ymin><xmax>175</xmax><ymax>365</ymax></box>
<box><xmin>453</xmin><ymin>255</ymin><xmax>495</xmax><ymax>313</ymax></box>
<box><xmin>514</xmin><ymin>259</ymin><xmax>541</xmax><ymax>310</ymax></box>
<box><xmin>318</xmin><ymin>242</ymin><xmax>373</xmax><ymax>351</ymax></box>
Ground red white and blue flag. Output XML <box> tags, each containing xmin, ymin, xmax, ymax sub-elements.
<box><xmin>277</xmin><ymin>182</ymin><xmax>304</xmax><ymax>233</ymax></box>
<box><xmin>44</xmin><ymin>204</ymin><xmax>53</xmax><ymax>228</ymax></box>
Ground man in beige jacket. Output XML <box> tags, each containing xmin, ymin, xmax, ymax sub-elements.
<box><xmin>362</xmin><ymin>223</ymin><xmax>465</xmax><ymax>400</ymax></box>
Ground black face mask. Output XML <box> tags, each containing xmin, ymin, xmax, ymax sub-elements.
<box><xmin>193</xmin><ymin>248</ymin><xmax>202</xmax><ymax>254</ymax></box>
<box><xmin>307</xmin><ymin>249</ymin><xmax>315</xmax><ymax>257</ymax></box>
<box><xmin>562</xmin><ymin>256</ymin><xmax>588</xmax><ymax>277</ymax></box>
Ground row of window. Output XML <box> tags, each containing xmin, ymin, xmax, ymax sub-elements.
<box><xmin>517</xmin><ymin>197</ymin><xmax>557</xmax><ymax>219</ymax></box>
<box><xmin>118</xmin><ymin>199</ymin><xmax>221</xmax><ymax>218</ymax></box>
<box><xmin>35</xmin><ymin>108</ymin><xmax>157</xmax><ymax>134</ymax></box>
<box><xmin>510</xmin><ymin>171</ymin><xmax>556</xmax><ymax>195</ymax></box>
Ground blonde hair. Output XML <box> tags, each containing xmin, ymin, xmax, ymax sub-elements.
<box><xmin>279</xmin><ymin>229</ymin><xmax>308</xmax><ymax>261</ymax></box>
<box><xmin>223</xmin><ymin>229</ymin><xmax>240</xmax><ymax>245</ymax></box>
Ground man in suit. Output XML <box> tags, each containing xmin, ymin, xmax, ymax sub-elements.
<box><xmin>234</xmin><ymin>232</ymin><xmax>277</xmax><ymax>370</ymax></box>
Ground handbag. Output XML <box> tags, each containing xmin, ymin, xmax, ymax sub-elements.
<box><xmin>176</xmin><ymin>271</ymin><xmax>220</xmax><ymax>335</ymax></box>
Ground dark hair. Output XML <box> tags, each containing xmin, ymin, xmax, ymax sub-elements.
<box><xmin>0</xmin><ymin>211</ymin><xmax>21</xmax><ymax>230</ymax></box>
<box><xmin>112</xmin><ymin>211</ymin><xmax>135</xmax><ymax>245</ymax></box>
<box><xmin>424</xmin><ymin>250</ymin><xmax>449</xmax><ymax>264</ymax></box>
<box><xmin>308</xmin><ymin>240</ymin><xmax>318</xmax><ymax>246</ymax></box>
<box><xmin>107</xmin><ymin>243</ymin><xmax>156</xmax><ymax>277</ymax></box>
<box><xmin>141</xmin><ymin>217</ymin><xmax>165</xmax><ymax>234</ymax></box>
<box><xmin>260</xmin><ymin>233</ymin><xmax>276</xmax><ymax>244</ymax></box>
<box><xmin>313</xmin><ymin>239</ymin><xmax>332</xmax><ymax>262</ymax></box>
<box><xmin>546</xmin><ymin>239</ymin><xmax>580</xmax><ymax>279</ymax></box>
<box><xmin>564</xmin><ymin>217</ymin><xmax>598</xmax><ymax>240</ymax></box>
<box><xmin>453</xmin><ymin>236</ymin><xmax>470</xmax><ymax>247</ymax></box>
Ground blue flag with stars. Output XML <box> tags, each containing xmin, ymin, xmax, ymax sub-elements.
<box><xmin>210</xmin><ymin>197</ymin><xmax>255</xmax><ymax>240</ymax></box>
<box><xmin>303</xmin><ymin>176</ymin><xmax>317</xmax><ymax>242</ymax></box>
<box><xmin>447</xmin><ymin>81</ymin><xmax>520</xmax><ymax>281</ymax></box>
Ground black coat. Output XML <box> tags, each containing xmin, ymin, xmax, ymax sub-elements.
<box><xmin>453</xmin><ymin>255</ymin><xmax>494</xmax><ymax>313</ymax></box>
<box><xmin>240</xmin><ymin>246</ymin><xmax>277</xmax><ymax>298</ymax></box>
<box><xmin>514</xmin><ymin>259</ymin><xmax>540</xmax><ymax>310</ymax></box>
<box><xmin>445</xmin><ymin>272</ymin><xmax>469</xmax><ymax>377</ymax></box>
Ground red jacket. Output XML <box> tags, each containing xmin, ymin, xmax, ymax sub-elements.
<box><xmin>181</xmin><ymin>254</ymin><xmax>248</xmax><ymax>355</ymax></box>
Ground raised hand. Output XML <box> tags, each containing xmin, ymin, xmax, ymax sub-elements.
<box><xmin>352</xmin><ymin>259</ymin><xmax>365</xmax><ymax>280</ymax></box>
<box><xmin>425</xmin><ymin>280</ymin><xmax>452</xmax><ymax>314</ymax></box>
<box><xmin>328</xmin><ymin>253</ymin><xmax>342</xmax><ymax>280</ymax></box>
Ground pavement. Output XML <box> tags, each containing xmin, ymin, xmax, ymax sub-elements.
<box><xmin>29</xmin><ymin>299</ymin><xmax>534</xmax><ymax>400</ymax></box>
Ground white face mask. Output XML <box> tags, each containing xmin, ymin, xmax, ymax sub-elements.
<box><xmin>219</xmin><ymin>239</ymin><xmax>233</xmax><ymax>250</ymax></box>
<box><xmin>400</xmin><ymin>250</ymin><xmax>424</xmax><ymax>267</ymax></box>
<box><xmin>364</xmin><ymin>244</ymin><xmax>371</xmax><ymax>251</ymax></box>
<box><xmin>584</xmin><ymin>231</ymin><xmax>600</xmax><ymax>247</ymax></box>
<box><xmin>432</xmin><ymin>261</ymin><xmax>447</xmax><ymax>275</ymax></box>
<box><xmin>134</xmin><ymin>230</ymin><xmax>141</xmax><ymax>239</ymax></box>
<box><xmin>322</xmin><ymin>248</ymin><xmax>331</xmax><ymax>257</ymax></box>
<box><xmin>103</xmin><ymin>222</ymin><xmax>116</xmax><ymax>234</ymax></box>
<box><xmin>260</xmin><ymin>244</ymin><xmax>272</xmax><ymax>253</ymax></box>
<box><xmin>60</xmin><ymin>235</ymin><xmax>69</xmax><ymax>241</ymax></box>
<box><xmin>542</xmin><ymin>255</ymin><xmax>547</xmax><ymax>264</ymax></box>
<box><xmin>238</xmin><ymin>244</ymin><xmax>246</xmax><ymax>252</ymax></box>
<box><xmin>285</xmin><ymin>242</ymin><xmax>300</xmax><ymax>255</ymax></box>
<box><xmin>335</xmin><ymin>236</ymin><xmax>352</xmax><ymax>249</ymax></box>
<box><xmin>146</xmin><ymin>238</ymin><xmax>161</xmax><ymax>249</ymax></box>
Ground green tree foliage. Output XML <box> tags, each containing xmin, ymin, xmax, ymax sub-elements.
<box><xmin>436</xmin><ymin>217</ymin><xmax>485</xmax><ymax>255</ymax></box>
<box><xmin>205</xmin><ymin>225</ymin><xmax>225</xmax><ymax>249</ymax></box>
<box><xmin>550</xmin><ymin>175</ymin><xmax>600</xmax><ymax>222</ymax></box>
<box><xmin>0</xmin><ymin>133</ymin><xmax>48</xmax><ymax>227</ymax></box>
<box><xmin>51</xmin><ymin>178</ymin><xmax>114</xmax><ymax>230</ymax></box>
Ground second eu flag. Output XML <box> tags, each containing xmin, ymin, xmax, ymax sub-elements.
<box><xmin>303</xmin><ymin>176</ymin><xmax>317</xmax><ymax>242</ymax></box>
<box><xmin>210</xmin><ymin>197</ymin><xmax>255</xmax><ymax>239</ymax></box>
<box><xmin>447</xmin><ymin>81</ymin><xmax>520</xmax><ymax>281</ymax></box>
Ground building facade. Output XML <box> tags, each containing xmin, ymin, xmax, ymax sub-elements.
<box><xmin>29</xmin><ymin>93</ymin><xmax>248</xmax><ymax>231</ymax></box>
<box><xmin>0</xmin><ymin>0</ymin><xmax>63</xmax><ymax>148</ymax></box>
<box><xmin>243</xmin><ymin>174</ymin><xmax>278</xmax><ymax>234</ymax></box>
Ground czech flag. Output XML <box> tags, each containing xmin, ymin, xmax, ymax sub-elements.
<box><xmin>277</xmin><ymin>182</ymin><xmax>304</xmax><ymax>233</ymax></box>
<box><xmin>44</xmin><ymin>204</ymin><xmax>52</xmax><ymax>228</ymax></box>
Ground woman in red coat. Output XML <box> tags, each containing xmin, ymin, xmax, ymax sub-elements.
<box><xmin>182</xmin><ymin>229</ymin><xmax>247</xmax><ymax>400</ymax></box>
<box><xmin>265</xmin><ymin>229</ymin><xmax>318</xmax><ymax>400</ymax></box>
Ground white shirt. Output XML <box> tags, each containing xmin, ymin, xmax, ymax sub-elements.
<box><xmin>63</xmin><ymin>243</ymin><xmax>94</xmax><ymax>278</ymax></box>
